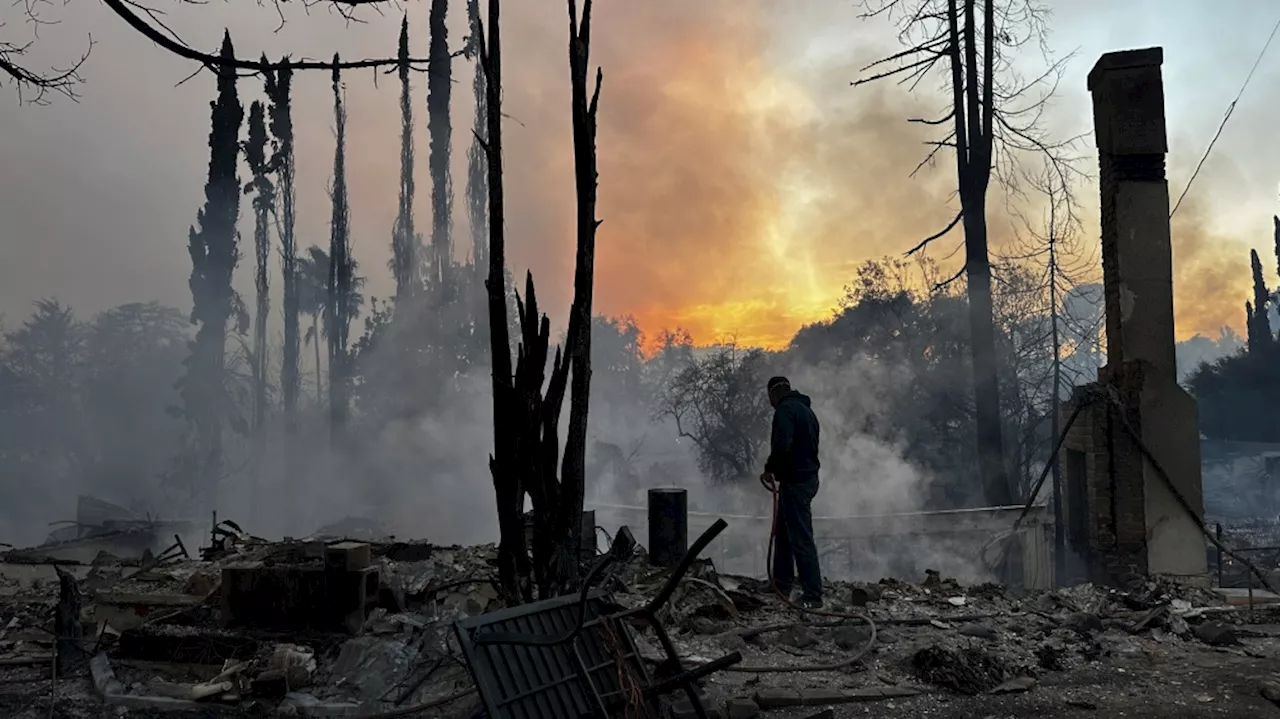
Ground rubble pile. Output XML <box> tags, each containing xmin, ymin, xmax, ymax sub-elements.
<box><xmin>0</xmin><ymin>528</ymin><xmax>1278</xmax><ymax>718</ymax></box>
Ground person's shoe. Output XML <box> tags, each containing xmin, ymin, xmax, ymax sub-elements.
<box><xmin>798</xmin><ymin>597</ymin><xmax>824</xmax><ymax>611</ymax></box>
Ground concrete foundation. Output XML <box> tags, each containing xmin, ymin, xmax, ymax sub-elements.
<box><xmin>1061</xmin><ymin>47</ymin><xmax>1208</xmax><ymax>586</ymax></box>
<box><xmin>220</xmin><ymin>541</ymin><xmax>379</xmax><ymax>633</ymax></box>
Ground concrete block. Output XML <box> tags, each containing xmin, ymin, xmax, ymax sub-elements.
<box><xmin>725</xmin><ymin>697</ymin><xmax>760</xmax><ymax>719</ymax></box>
<box><xmin>325</xmin><ymin>541</ymin><xmax>371</xmax><ymax>572</ymax></box>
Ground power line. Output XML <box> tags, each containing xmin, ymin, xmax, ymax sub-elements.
<box><xmin>1169</xmin><ymin>16</ymin><xmax>1280</xmax><ymax>219</ymax></box>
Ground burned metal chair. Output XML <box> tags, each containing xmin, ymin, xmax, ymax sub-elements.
<box><xmin>454</xmin><ymin>519</ymin><xmax>740</xmax><ymax>719</ymax></box>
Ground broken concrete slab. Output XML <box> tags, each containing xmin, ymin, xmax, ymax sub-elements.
<box><xmin>724</xmin><ymin>696</ymin><xmax>761</xmax><ymax>719</ymax></box>
<box><xmin>90</xmin><ymin>652</ymin><xmax>209</xmax><ymax>711</ymax></box>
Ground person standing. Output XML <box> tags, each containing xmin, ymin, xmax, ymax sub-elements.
<box><xmin>761</xmin><ymin>376</ymin><xmax>824</xmax><ymax>609</ymax></box>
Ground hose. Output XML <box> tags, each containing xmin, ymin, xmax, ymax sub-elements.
<box><xmin>713</xmin><ymin>476</ymin><xmax>877</xmax><ymax>673</ymax></box>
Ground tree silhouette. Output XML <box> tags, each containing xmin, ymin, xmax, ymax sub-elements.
<box><xmin>178</xmin><ymin>32</ymin><xmax>244</xmax><ymax>513</ymax></box>
<box><xmin>854</xmin><ymin>0</ymin><xmax>1083</xmax><ymax>507</ymax></box>
<box><xmin>298</xmin><ymin>246</ymin><xmax>365</xmax><ymax>401</ymax></box>
<box><xmin>392</xmin><ymin>17</ymin><xmax>419</xmax><ymax>301</ymax></box>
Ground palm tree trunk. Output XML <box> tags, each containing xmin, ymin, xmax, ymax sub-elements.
<box><xmin>313</xmin><ymin>316</ymin><xmax>322</xmax><ymax>401</ymax></box>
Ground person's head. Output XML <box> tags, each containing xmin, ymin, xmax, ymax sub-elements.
<box><xmin>766</xmin><ymin>376</ymin><xmax>791</xmax><ymax>407</ymax></box>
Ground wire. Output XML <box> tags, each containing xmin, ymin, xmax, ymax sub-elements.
<box><xmin>1170</xmin><ymin>16</ymin><xmax>1280</xmax><ymax>219</ymax></box>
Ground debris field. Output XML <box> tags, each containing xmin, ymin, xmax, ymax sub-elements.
<box><xmin>2</xmin><ymin>524</ymin><xmax>1280</xmax><ymax>719</ymax></box>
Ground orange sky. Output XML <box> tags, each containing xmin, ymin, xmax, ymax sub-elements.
<box><xmin>0</xmin><ymin>0</ymin><xmax>1271</xmax><ymax>350</ymax></box>
<box><xmin>480</xmin><ymin>1</ymin><xmax>1263</xmax><ymax>349</ymax></box>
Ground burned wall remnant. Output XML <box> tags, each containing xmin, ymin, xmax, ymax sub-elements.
<box><xmin>1061</xmin><ymin>47</ymin><xmax>1208</xmax><ymax>586</ymax></box>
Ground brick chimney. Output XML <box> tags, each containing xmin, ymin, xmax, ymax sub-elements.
<box><xmin>1059</xmin><ymin>48</ymin><xmax>1207</xmax><ymax>586</ymax></box>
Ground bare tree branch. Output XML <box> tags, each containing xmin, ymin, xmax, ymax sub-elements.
<box><xmin>102</xmin><ymin>0</ymin><xmax>434</xmax><ymax>74</ymax></box>
<box><xmin>905</xmin><ymin>209</ymin><xmax>963</xmax><ymax>255</ymax></box>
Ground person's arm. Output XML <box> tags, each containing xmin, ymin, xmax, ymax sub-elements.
<box><xmin>764</xmin><ymin>407</ymin><xmax>795</xmax><ymax>474</ymax></box>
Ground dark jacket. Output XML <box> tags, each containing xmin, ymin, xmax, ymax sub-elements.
<box><xmin>764</xmin><ymin>391</ymin><xmax>820</xmax><ymax>482</ymax></box>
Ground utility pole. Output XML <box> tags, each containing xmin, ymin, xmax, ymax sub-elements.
<box><xmin>1048</xmin><ymin>198</ymin><xmax>1066</xmax><ymax>588</ymax></box>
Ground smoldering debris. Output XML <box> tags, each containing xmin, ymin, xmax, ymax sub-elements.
<box><xmin>7</xmin><ymin>495</ymin><xmax>197</xmax><ymax>567</ymax></box>
<box><xmin>0</xmin><ymin>524</ymin><xmax>1275</xmax><ymax>717</ymax></box>
<box><xmin>909</xmin><ymin>645</ymin><xmax>1010</xmax><ymax>695</ymax></box>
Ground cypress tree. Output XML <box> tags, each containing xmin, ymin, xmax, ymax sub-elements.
<box><xmin>1247</xmin><ymin>301</ymin><xmax>1257</xmax><ymax>351</ymax></box>
<box><xmin>327</xmin><ymin>58</ymin><xmax>353</xmax><ymax>442</ymax></box>
<box><xmin>392</xmin><ymin>17</ymin><xmax>417</xmax><ymax>301</ymax></box>
<box><xmin>1249</xmin><ymin>248</ymin><xmax>1272</xmax><ymax>351</ymax></box>
<box><xmin>180</xmin><ymin>31</ymin><xmax>243</xmax><ymax>511</ymax></box>
<box><xmin>244</xmin><ymin>101</ymin><xmax>274</xmax><ymax>432</ymax></box>
<box><xmin>1274</xmin><ymin>215</ymin><xmax>1280</xmax><ymax>292</ymax></box>
<box><xmin>427</xmin><ymin>0</ymin><xmax>453</xmax><ymax>294</ymax></box>
<box><xmin>264</xmin><ymin>60</ymin><xmax>298</xmax><ymax>429</ymax></box>
<box><xmin>465</xmin><ymin>0</ymin><xmax>488</xmax><ymax>280</ymax></box>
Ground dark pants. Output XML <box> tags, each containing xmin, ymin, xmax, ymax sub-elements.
<box><xmin>773</xmin><ymin>474</ymin><xmax>822</xmax><ymax>601</ymax></box>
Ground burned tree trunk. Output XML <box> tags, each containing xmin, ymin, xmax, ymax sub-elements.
<box><xmin>466</xmin><ymin>0</ymin><xmax>488</xmax><ymax>281</ymax></box>
<box><xmin>244</xmin><ymin>99</ymin><xmax>274</xmax><ymax>520</ymax></box>
<box><xmin>951</xmin><ymin>0</ymin><xmax>1011</xmax><ymax>506</ymax></box>
<box><xmin>264</xmin><ymin>61</ymin><xmax>299</xmax><ymax>433</ymax></box>
<box><xmin>393</xmin><ymin>17</ymin><xmax>417</xmax><ymax>302</ymax></box>
<box><xmin>428</xmin><ymin>0</ymin><xmax>454</xmax><ymax>295</ymax></box>
<box><xmin>53</xmin><ymin>566</ymin><xmax>82</xmax><ymax>675</ymax></box>
<box><xmin>555</xmin><ymin>0</ymin><xmax>603</xmax><ymax>593</ymax></box>
<box><xmin>327</xmin><ymin>58</ymin><xmax>353</xmax><ymax>444</ymax></box>
<box><xmin>245</xmin><ymin>101</ymin><xmax>273</xmax><ymax>433</ymax></box>
<box><xmin>476</xmin><ymin>0</ymin><xmax>526</xmax><ymax>602</ymax></box>
<box><xmin>477</xmin><ymin>0</ymin><xmax>604</xmax><ymax>602</ymax></box>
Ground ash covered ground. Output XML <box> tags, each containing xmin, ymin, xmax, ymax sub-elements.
<box><xmin>1</xmin><ymin>524</ymin><xmax>1280</xmax><ymax>719</ymax></box>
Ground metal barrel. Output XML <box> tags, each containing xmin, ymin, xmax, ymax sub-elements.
<box><xmin>647</xmin><ymin>488</ymin><xmax>688</xmax><ymax>568</ymax></box>
<box><xmin>580</xmin><ymin>510</ymin><xmax>597</xmax><ymax>559</ymax></box>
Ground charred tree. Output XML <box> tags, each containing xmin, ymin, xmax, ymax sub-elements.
<box><xmin>855</xmin><ymin>0</ymin><xmax>1080</xmax><ymax>507</ymax></box>
<box><xmin>244</xmin><ymin>101</ymin><xmax>274</xmax><ymax>432</ymax></box>
<box><xmin>392</xmin><ymin>17</ymin><xmax>418</xmax><ymax>302</ymax></box>
<box><xmin>179</xmin><ymin>32</ymin><xmax>243</xmax><ymax>512</ymax></box>
<box><xmin>476</xmin><ymin>0</ymin><xmax>526</xmax><ymax>602</ymax></box>
<box><xmin>1248</xmin><ymin>248</ymin><xmax>1272</xmax><ymax>352</ymax></box>
<box><xmin>244</xmin><ymin>100</ymin><xmax>273</xmax><ymax>519</ymax></box>
<box><xmin>476</xmin><ymin>0</ymin><xmax>603</xmax><ymax>602</ymax></box>
<box><xmin>327</xmin><ymin>58</ymin><xmax>354</xmax><ymax>443</ymax></box>
<box><xmin>554</xmin><ymin>0</ymin><xmax>603</xmax><ymax>593</ymax></box>
<box><xmin>428</xmin><ymin>0</ymin><xmax>454</xmax><ymax>295</ymax></box>
<box><xmin>936</xmin><ymin>0</ymin><xmax>1007</xmax><ymax>507</ymax></box>
<box><xmin>264</xmin><ymin>61</ymin><xmax>299</xmax><ymax>431</ymax></box>
<box><xmin>1274</xmin><ymin>216</ymin><xmax>1280</xmax><ymax>284</ymax></box>
<box><xmin>465</xmin><ymin>0</ymin><xmax>489</xmax><ymax>280</ymax></box>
